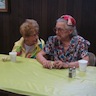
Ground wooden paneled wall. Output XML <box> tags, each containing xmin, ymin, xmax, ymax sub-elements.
<box><xmin>0</xmin><ymin>0</ymin><xmax>96</xmax><ymax>55</ymax></box>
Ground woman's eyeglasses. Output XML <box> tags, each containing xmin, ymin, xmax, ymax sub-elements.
<box><xmin>53</xmin><ymin>27</ymin><xmax>67</xmax><ymax>32</ymax></box>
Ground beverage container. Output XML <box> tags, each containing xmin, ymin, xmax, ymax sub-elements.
<box><xmin>9</xmin><ymin>52</ymin><xmax>17</xmax><ymax>62</ymax></box>
<box><xmin>78</xmin><ymin>60</ymin><xmax>88</xmax><ymax>72</ymax></box>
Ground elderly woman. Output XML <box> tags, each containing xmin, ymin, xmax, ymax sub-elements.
<box><xmin>36</xmin><ymin>15</ymin><xmax>90</xmax><ymax>69</ymax></box>
<box><xmin>12</xmin><ymin>19</ymin><xmax>45</xmax><ymax>58</ymax></box>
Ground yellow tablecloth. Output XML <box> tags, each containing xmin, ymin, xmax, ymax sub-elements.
<box><xmin>0</xmin><ymin>54</ymin><xmax>96</xmax><ymax>96</ymax></box>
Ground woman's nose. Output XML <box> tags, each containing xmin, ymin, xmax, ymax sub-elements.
<box><xmin>56</xmin><ymin>30</ymin><xmax>58</xmax><ymax>34</ymax></box>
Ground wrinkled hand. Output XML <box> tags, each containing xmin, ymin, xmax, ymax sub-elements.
<box><xmin>53</xmin><ymin>60</ymin><xmax>63</xmax><ymax>69</ymax></box>
<box><xmin>42</xmin><ymin>60</ymin><xmax>53</xmax><ymax>69</ymax></box>
<box><xmin>68</xmin><ymin>62</ymin><xmax>79</xmax><ymax>68</ymax></box>
<box><xmin>53</xmin><ymin>60</ymin><xmax>68</xmax><ymax>69</ymax></box>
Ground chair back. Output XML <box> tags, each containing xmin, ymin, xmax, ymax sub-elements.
<box><xmin>88</xmin><ymin>52</ymin><xmax>96</xmax><ymax>66</ymax></box>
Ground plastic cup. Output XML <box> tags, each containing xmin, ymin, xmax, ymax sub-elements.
<box><xmin>9</xmin><ymin>52</ymin><xmax>17</xmax><ymax>62</ymax></box>
<box><xmin>78</xmin><ymin>60</ymin><xmax>88</xmax><ymax>72</ymax></box>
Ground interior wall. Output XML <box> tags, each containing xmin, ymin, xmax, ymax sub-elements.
<box><xmin>0</xmin><ymin>0</ymin><xmax>96</xmax><ymax>55</ymax></box>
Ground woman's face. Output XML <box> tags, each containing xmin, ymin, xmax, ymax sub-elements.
<box><xmin>23</xmin><ymin>32</ymin><xmax>39</xmax><ymax>46</ymax></box>
<box><xmin>55</xmin><ymin>22</ymin><xmax>72</xmax><ymax>41</ymax></box>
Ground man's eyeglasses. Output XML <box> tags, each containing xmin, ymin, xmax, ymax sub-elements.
<box><xmin>53</xmin><ymin>27</ymin><xmax>67</xmax><ymax>32</ymax></box>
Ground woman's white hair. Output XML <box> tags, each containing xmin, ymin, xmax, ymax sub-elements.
<box><xmin>56</xmin><ymin>18</ymin><xmax>78</xmax><ymax>37</ymax></box>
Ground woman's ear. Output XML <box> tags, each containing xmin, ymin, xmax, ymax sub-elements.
<box><xmin>69</xmin><ymin>29</ymin><xmax>73</xmax><ymax>34</ymax></box>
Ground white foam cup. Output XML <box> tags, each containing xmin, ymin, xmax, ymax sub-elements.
<box><xmin>78</xmin><ymin>60</ymin><xmax>88</xmax><ymax>72</ymax></box>
<box><xmin>9</xmin><ymin>52</ymin><xmax>17</xmax><ymax>62</ymax></box>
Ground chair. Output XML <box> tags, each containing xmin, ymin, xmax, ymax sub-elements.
<box><xmin>88</xmin><ymin>52</ymin><xmax>96</xmax><ymax>66</ymax></box>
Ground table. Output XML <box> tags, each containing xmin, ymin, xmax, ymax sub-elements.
<box><xmin>0</xmin><ymin>54</ymin><xmax>96</xmax><ymax>96</ymax></box>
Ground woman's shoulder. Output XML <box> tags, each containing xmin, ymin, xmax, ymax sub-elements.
<box><xmin>73</xmin><ymin>35</ymin><xmax>84</xmax><ymax>39</ymax></box>
<box><xmin>73</xmin><ymin>35</ymin><xmax>87</xmax><ymax>41</ymax></box>
<box><xmin>73</xmin><ymin>35</ymin><xmax>90</xmax><ymax>45</ymax></box>
<box><xmin>14</xmin><ymin>37</ymin><xmax>24</xmax><ymax>45</ymax></box>
<box><xmin>47</xmin><ymin>36</ymin><xmax>58</xmax><ymax>44</ymax></box>
<box><xmin>47</xmin><ymin>36</ymin><xmax>57</xmax><ymax>41</ymax></box>
<box><xmin>48</xmin><ymin>35</ymin><xmax>56</xmax><ymax>39</ymax></box>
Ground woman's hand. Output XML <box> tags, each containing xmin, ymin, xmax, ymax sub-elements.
<box><xmin>68</xmin><ymin>61</ymin><xmax>79</xmax><ymax>68</ymax></box>
<box><xmin>44</xmin><ymin>60</ymin><xmax>79</xmax><ymax>69</ymax></box>
<box><xmin>42</xmin><ymin>60</ymin><xmax>53</xmax><ymax>69</ymax></box>
<box><xmin>53</xmin><ymin>60</ymin><xmax>68</xmax><ymax>69</ymax></box>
